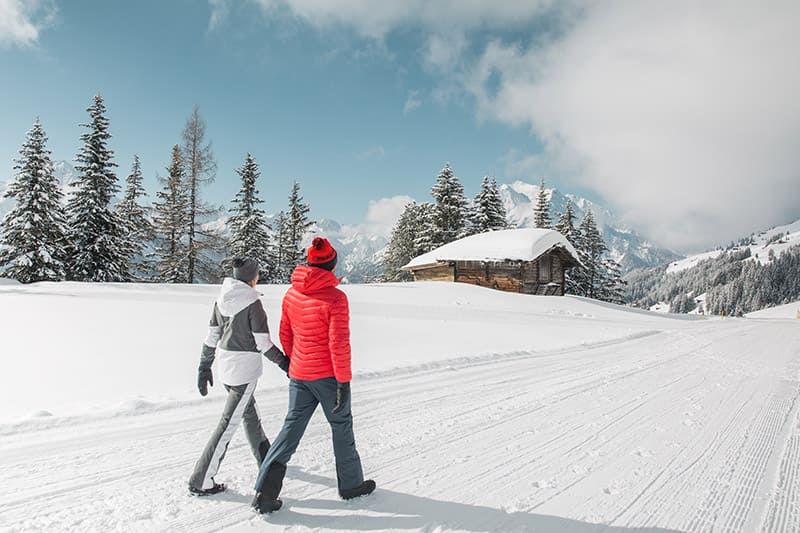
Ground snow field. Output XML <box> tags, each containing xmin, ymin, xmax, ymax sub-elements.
<box><xmin>1</xmin><ymin>282</ymin><xmax>799</xmax><ymax>532</ymax></box>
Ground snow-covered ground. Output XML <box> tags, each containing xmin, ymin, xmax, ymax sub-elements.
<box><xmin>1</xmin><ymin>282</ymin><xmax>799</xmax><ymax>532</ymax></box>
<box><xmin>746</xmin><ymin>300</ymin><xmax>800</xmax><ymax>320</ymax></box>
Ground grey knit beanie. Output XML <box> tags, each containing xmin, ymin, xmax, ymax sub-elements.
<box><xmin>232</xmin><ymin>257</ymin><xmax>259</xmax><ymax>283</ymax></box>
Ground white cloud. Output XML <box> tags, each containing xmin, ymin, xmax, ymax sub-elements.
<box><xmin>467</xmin><ymin>1</ymin><xmax>800</xmax><ymax>251</ymax></box>
<box><xmin>208</xmin><ymin>0</ymin><xmax>230</xmax><ymax>31</ymax></box>
<box><xmin>229</xmin><ymin>0</ymin><xmax>800</xmax><ymax>251</ymax></box>
<box><xmin>0</xmin><ymin>0</ymin><xmax>55</xmax><ymax>47</ymax></box>
<box><xmin>250</xmin><ymin>0</ymin><xmax>556</xmax><ymax>38</ymax></box>
<box><xmin>362</xmin><ymin>195</ymin><xmax>416</xmax><ymax>238</ymax></box>
<box><xmin>403</xmin><ymin>90</ymin><xmax>421</xmax><ymax>114</ymax></box>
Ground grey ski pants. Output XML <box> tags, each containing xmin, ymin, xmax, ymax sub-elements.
<box><xmin>254</xmin><ymin>377</ymin><xmax>364</xmax><ymax>493</ymax></box>
<box><xmin>189</xmin><ymin>381</ymin><xmax>268</xmax><ymax>490</ymax></box>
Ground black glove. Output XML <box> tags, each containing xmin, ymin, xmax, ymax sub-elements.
<box><xmin>278</xmin><ymin>355</ymin><xmax>290</xmax><ymax>376</ymax></box>
<box><xmin>332</xmin><ymin>382</ymin><xmax>350</xmax><ymax>414</ymax></box>
<box><xmin>198</xmin><ymin>368</ymin><xmax>213</xmax><ymax>396</ymax></box>
<box><xmin>264</xmin><ymin>345</ymin><xmax>290</xmax><ymax>377</ymax></box>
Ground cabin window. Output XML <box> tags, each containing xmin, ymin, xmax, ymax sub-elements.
<box><xmin>538</xmin><ymin>255</ymin><xmax>551</xmax><ymax>282</ymax></box>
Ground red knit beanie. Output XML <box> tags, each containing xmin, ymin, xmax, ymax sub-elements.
<box><xmin>307</xmin><ymin>237</ymin><xmax>337</xmax><ymax>268</ymax></box>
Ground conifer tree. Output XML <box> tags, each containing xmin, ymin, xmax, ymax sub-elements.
<box><xmin>533</xmin><ymin>177</ymin><xmax>552</xmax><ymax>229</ymax></box>
<box><xmin>271</xmin><ymin>210</ymin><xmax>291</xmax><ymax>282</ymax></box>
<box><xmin>66</xmin><ymin>95</ymin><xmax>129</xmax><ymax>282</ymax></box>
<box><xmin>284</xmin><ymin>182</ymin><xmax>313</xmax><ymax>276</ymax></box>
<box><xmin>152</xmin><ymin>145</ymin><xmax>189</xmax><ymax>283</ymax></box>
<box><xmin>575</xmin><ymin>210</ymin><xmax>607</xmax><ymax>298</ymax></box>
<box><xmin>554</xmin><ymin>198</ymin><xmax>578</xmax><ymax>246</ymax></box>
<box><xmin>473</xmin><ymin>176</ymin><xmax>508</xmax><ymax>233</ymax></box>
<box><xmin>226</xmin><ymin>153</ymin><xmax>273</xmax><ymax>280</ymax></box>
<box><xmin>384</xmin><ymin>202</ymin><xmax>428</xmax><ymax>281</ymax></box>
<box><xmin>599</xmin><ymin>257</ymin><xmax>626</xmax><ymax>304</ymax></box>
<box><xmin>0</xmin><ymin>119</ymin><xmax>69</xmax><ymax>282</ymax></box>
<box><xmin>555</xmin><ymin>198</ymin><xmax>580</xmax><ymax>294</ymax></box>
<box><xmin>430</xmin><ymin>163</ymin><xmax>468</xmax><ymax>246</ymax></box>
<box><xmin>181</xmin><ymin>106</ymin><xmax>223</xmax><ymax>283</ymax></box>
<box><xmin>117</xmin><ymin>155</ymin><xmax>155</xmax><ymax>280</ymax></box>
<box><xmin>413</xmin><ymin>202</ymin><xmax>437</xmax><ymax>255</ymax></box>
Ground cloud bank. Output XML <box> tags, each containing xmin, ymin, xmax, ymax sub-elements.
<box><xmin>229</xmin><ymin>0</ymin><xmax>800</xmax><ymax>252</ymax></box>
<box><xmin>468</xmin><ymin>2</ymin><xmax>800</xmax><ymax>251</ymax></box>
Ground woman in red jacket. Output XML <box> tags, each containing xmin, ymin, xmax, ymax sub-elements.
<box><xmin>252</xmin><ymin>237</ymin><xmax>375</xmax><ymax>514</ymax></box>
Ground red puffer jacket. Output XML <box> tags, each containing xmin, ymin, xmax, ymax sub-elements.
<box><xmin>280</xmin><ymin>265</ymin><xmax>352</xmax><ymax>383</ymax></box>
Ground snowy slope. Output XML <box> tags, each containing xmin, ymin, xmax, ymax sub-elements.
<box><xmin>2</xmin><ymin>282</ymin><xmax>800</xmax><ymax>532</ymax></box>
<box><xmin>746</xmin><ymin>300</ymin><xmax>800</xmax><ymax>319</ymax></box>
<box><xmin>499</xmin><ymin>181</ymin><xmax>681</xmax><ymax>272</ymax></box>
<box><xmin>666</xmin><ymin>218</ymin><xmax>800</xmax><ymax>274</ymax></box>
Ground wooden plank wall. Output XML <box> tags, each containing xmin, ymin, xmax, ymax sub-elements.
<box><xmin>412</xmin><ymin>264</ymin><xmax>455</xmax><ymax>282</ymax></box>
<box><xmin>411</xmin><ymin>252</ymin><xmax>569</xmax><ymax>295</ymax></box>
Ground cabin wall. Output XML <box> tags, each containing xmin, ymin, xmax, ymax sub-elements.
<box><xmin>411</xmin><ymin>264</ymin><xmax>455</xmax><ymax>282</ymax></box>
<box><xmin>409</xmin><ymin>250</ymin><xmax>570</xmax><ymax>295</ymax></box>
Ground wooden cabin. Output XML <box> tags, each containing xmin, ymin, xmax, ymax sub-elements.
<box><xmin>402</xmin><ymin>228</ymin><xmax>581</xmax><ymax>296</ymax></box>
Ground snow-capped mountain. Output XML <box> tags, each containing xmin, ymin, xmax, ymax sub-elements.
<box><xmin>306</xmin><ymin>219</ymin><xmax>388</xmax><ymax>283</ymax></box>
<box><xmin>498</xmin><ymin>181</ymin><xmax>681</xmax><ymax>272</ymax></box>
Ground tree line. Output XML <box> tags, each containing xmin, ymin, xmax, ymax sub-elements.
<box><xmin>0</xmin><ymin>95</ymin><xmax>313</xmax><ymax>284</ymax></box>
<box><xmin>383</xmin><ymin>164</ymin><xmax>626</xmax><ymax>303</ymax></box>
<box><xmin>625</xmin><ymin>244</ymin><xmax>800</xmax><ymax>316</ymax></box>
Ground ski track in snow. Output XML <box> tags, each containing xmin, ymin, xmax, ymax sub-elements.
<box><xmin>1</xmin><ymin>321</ymin><xmax>799</xmax><ymax>532</ymax></box>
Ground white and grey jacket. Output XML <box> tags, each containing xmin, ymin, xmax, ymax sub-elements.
<box><xmin>200</xmin><ymin>278</ymin><xmax>287</xmax><ymax>386</ymax></box>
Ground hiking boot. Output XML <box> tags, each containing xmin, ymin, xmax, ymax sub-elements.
<box><xmin>188</xmin><ymin>481</ymin><xmax>226</xmax><ymax>496</ymax></box>
<box><xmin>339</xmin><ymin>479</ymin><xmax>376</xmax><ymax>500</ymax></box>
<box><xmin>252</xmin><ymin>492</ymin><xmax>283</xmax><ymax>514</ymax></box>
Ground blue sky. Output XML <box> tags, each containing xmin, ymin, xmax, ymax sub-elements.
<box><xmin>2</xmin><ymin>1</ymin><xmax>799</xmax><ymax>253</ymax></box>
<box><xmin>0</xmin><ymin>1</ymin><xmax>552</xmax><ymax>236</ymax></box>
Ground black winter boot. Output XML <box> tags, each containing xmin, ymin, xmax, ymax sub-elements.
<box><xmin>258</xmin><ymin>440</ymin><xmax>271</xmax><ymax>464</ymax></box>
<box><xmin>188</xmin><ymin>480</ymin><xmax>226</xmax><ymax>496</ymax></box>
<box><xmin>251</xmin><ymin>492</ymin><xmax>282</xmax><ymax>514</ymax></box>
<box><xmin>252</xmin><ymin>462</ymin><xmax>287</xmax><ymax>514</ymax></box>
<box><xmin>339</xmin><ymin>479</ymin><xmax>376</xmax><ymax>500</ymax></box>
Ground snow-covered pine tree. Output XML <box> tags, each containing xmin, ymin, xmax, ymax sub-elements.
<box><xmin>554</xmin><ymin>198</ymin><xmax>578</xmax><ymax>246</ymax></box>
<box><xmin>472</xmin><ymin>176</ymin><xmax>509</xmax><ymax>233</ymax></box>
<box><xmin>533</xmin><ymin>177</ymin><xmax>552</xmax><ymax>229</ymax></box>
<box><xmin>575</xmin><ymin>209</ymin><xmax>607</xmax><ymax>299</ymax></box>
<box><xmin>116</xmin><ymin>155</ymin><xmax>155</xmax><ymax>280</ymax></box>
<box><xmin>0</xmin><ymin>119</ymin><xmax>69</xmax><ymax>282</ymax></box>
<box><xmin>271</xmin><ymin>210</ymin><xmax>291</xmax><ymax>282</ymax></box>
<box><xmin>413</xmin><ymin>202</ymin><xmax>437</xmax><ymax>255</ymax></box>
<box><xmin>599</xmin><ymin>257</ymin><xmax>626</xmax><ymax>304</ymax></box>
<box><xmin>488</xmin><ymin>177</ymin><xmax>509</xmax><ymax>230</ymax></box>
<box><xmin>430</xmin><ymin>163</ymin><xmax>468</xmax><ymax>246</ymax></box>
<box><xmin>66</xmin><ymin>95</ymin><xmax>130</xmax><ymax>282</ymax></box>
<box><xmin>181</xmin><ymin>106</ymin><xmax>223</xmax><ymax>283</ymax></box>
<box><xmin>226</xmin><ymin>153</ymin><xmax>273</xmax><ymax>281</ymax></box>
<box><xmin>384</xmin><ymin>201</ymin><xmax>426</xmax><ymax>281</ymax></box>
<box><xmin>284</xmin><ymin>182</ymin><xmax>313</xmax><ymax>274</ymax></box>
<box><xmin>152</xmin><ymin>145</ymin><xmax>190</xmax><ymax>283</ymax></box>
<box><xmin>554</xmin><ymin>198</ymin><xmax>581</xmax><ymax>294</ymax></box>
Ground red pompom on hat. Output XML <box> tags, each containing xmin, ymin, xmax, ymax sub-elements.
<box><xmin>307</xmin><ymin>237</ymin><xmax>337</xmax><ymax>268</ymax></box>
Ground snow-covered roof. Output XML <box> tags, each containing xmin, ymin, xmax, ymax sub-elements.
<box><xmin>402</xmin><ymin>228</ymin><xmax>580</xmax><ymax>270</ymax></box>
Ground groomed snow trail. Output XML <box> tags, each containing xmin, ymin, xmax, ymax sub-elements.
<box><xmin>1</xmin><ymin>320</ymin><xmax>799</xmax><ymax>532</ymax></box>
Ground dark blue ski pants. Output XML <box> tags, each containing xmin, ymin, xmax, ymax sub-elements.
<box><xmin>255</xmin><ymin>377</ymin><xmax>364</xmax><ymax>492</ymax></box>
